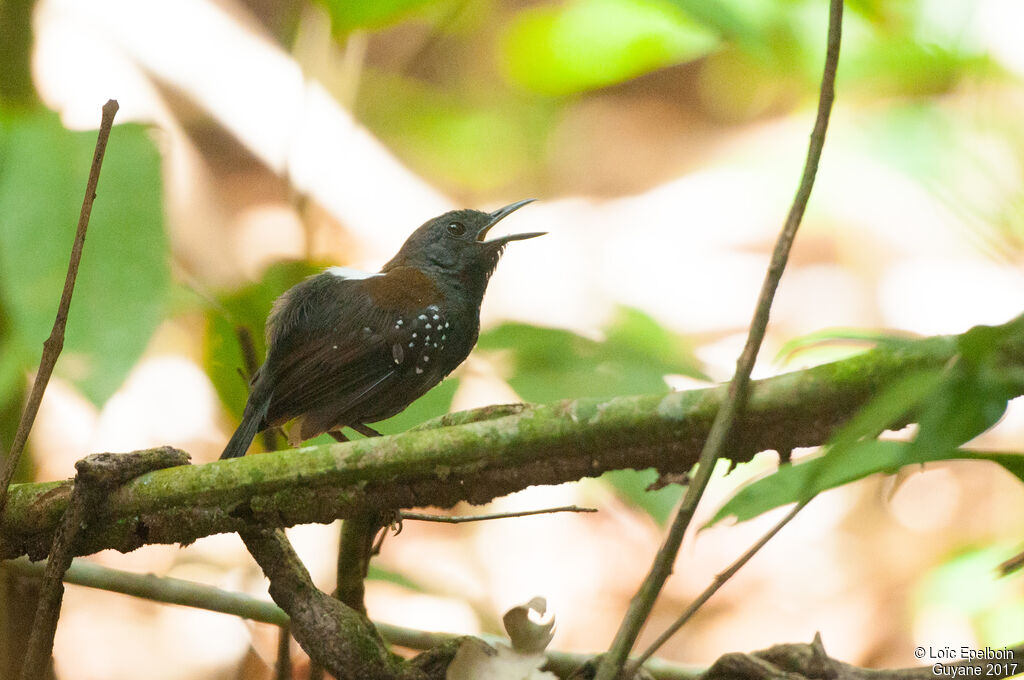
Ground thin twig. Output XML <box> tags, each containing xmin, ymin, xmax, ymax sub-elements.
<box><xmin>3</xmin><ymin>555</ymin><xmax>289</xmax><ymax>625</ymax></box>
<box><xmin>3</xmin><ymin>554</ymin><xmax>704</xmax><ymax>679</ymax></box>
<box><xmin>595</xmin><ymin>3</ymin><xmax>844</xmax><ymax>678</ymax></box>
<box><xmin>401</xmin><ymin>505</ymin><xmax>597</xmax><ymax>524</ymax></box>
<box><xmin>630</xmin><ymin>500</ymin><xmax>812</xmax><ymax>674</ymax></box>
<box><xmin>0</xmin><ymin>99</ymin><xmax>119</xmax><ymax>521</ymax></box>
<box><xmin>6</xmin><ymin>555</ymin><xmax>1022</xmax><ymax>680</ymax></box>
<box><xmin>275</xmin><ymin>623</ymin><xmax>292</xmax><ymax>680</ymax></box>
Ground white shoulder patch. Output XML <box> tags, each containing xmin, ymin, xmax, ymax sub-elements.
<box><xmin>326</xmin><ymin>266</ymin><xmax>380</xmax><ymax>280</ymax></box>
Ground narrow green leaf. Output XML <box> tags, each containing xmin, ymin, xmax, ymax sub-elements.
<box><xmin>827</xmin><ymin>369</ymin><xmax>944</xmax><ymax>455</ymax></box>
<box><xmin>774</xmin><ymin>328</ymin><xmax>917</xmax><ymax>365</ymax></box>
<box><xmin>709</xmin><ymin>442</ymin><xmax>1024</xmax><ymax>526</ymax></box>
<box><xmin>367</xmin><ymin>564</ymin><xmax>425</xmax><ymax>592</ymax></box>
<box><xmin>909</xmin><ymin>365</ymin><xmax>1011</xmax><ymax>459</ymax></box>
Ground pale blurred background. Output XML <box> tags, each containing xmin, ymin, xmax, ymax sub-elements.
<box><xmin>2</xmin><ymin>0</ymin><xmax>1024</xmax><ymax>677</ymax></box>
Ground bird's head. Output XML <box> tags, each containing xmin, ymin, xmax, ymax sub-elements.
<box><xmin>383</xmin><ymin>199</ymin><xmax>543</xmax><ymax>286</ymax></box>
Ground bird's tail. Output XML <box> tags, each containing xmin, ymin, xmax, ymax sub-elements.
<box><xmin>220</xmin><ymin>397</ymin><xmax>270</xmax><ymax>459</ymax></box>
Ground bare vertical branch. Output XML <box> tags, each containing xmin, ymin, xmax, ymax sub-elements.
<box><xmin>0</xmin><ymin>99</ymin><xmax>120</xmax><ymax>519</ymax></box>
<box><xmin>595</xmin><ymin>2</ymin><xmax>845</xmax><ymax>678</ymax></box>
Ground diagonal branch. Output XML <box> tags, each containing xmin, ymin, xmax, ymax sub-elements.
<box><xmin>595</xmin><ymin>2</ymin><xmax>845</xmax><ymax>677</ymax></box>
<box><xmin>0</xmin><ymin>99</ymin><xmax>119</xmax><ymax>520</ymax></box>
<box><xmin>631</xmin><ymin>499</ymin><xmax>812</xmax><ymax>673</ymax></box>
<box><xmin>238</xmin><ymin>528</ymin><xmax>415</xmax><ymax>680</ymax></box>
<box><xmin>2</xmin><ymin>319</ymin><xmax>1022</xmax><ymax>563</ymax></box>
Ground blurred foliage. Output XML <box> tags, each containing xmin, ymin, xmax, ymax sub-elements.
<box><xmin>914</xmin><ymin>545</ymin><xmax>1024</xmax><ymax>647</ymax></box>
<box><xmin>856</xmin><ymin>104</ymin><xmax>1024</xmax><ymax>260</ymax></box>
<box><xmin>0</xmin><ymin>111</ymin><xmax>169</xmax><ymax>407</ymax></box>
<box><xmin>774</xmin><ymin>328</ymin><xmax>918</xmax><ymax>367</ymax></box>
<box><xmin>313</xmin><ymin>0</ymin><xmax>1021</xmax><ymax>224</ymax></box>
<box><xmin>314</xmin><ymin>0</ymin><xmax>442</xmax><ymax>35</ymax></box>
<box><xmin>478</xmin><ymin>306</ymin><xmax>706</xmax><ymax>404</ymax></box>
<box><xmin>204</xmin><ymin>261</ymin><xmax>322</xmax><ymax>423</ymax></box>
<box><xmin>499</xmin><ymin>0</ymin><xmax>718</xmax><ymax>96</ymax></box>
<box><xmin>711</xmin><ymin>317</ymin><xmax>1024</xmax><ymax>526</ymax></box>
<box><xmin>479</xmin><ymin>307</ymin><xmax>706</xmax><ymax>523</ymax></box>
<box><xmin>355</xmin><ymin>73</ymin><xmax>547</xmax><ymax>192</ymax></box>
<box><xmin>0</xmin><ymin>0</ymin><xmax>37</xmax><ymax>108</ymax></box>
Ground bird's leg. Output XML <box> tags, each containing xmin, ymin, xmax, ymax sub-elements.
<box><xmin>328</xmin><ymin>430</ymin><xmax>349</xmax><ymax>443</ymax></box>
<box><xmin>349</xmin><ymin>423</ymin><xmax>381</xmax><ymax>438</ymax></box>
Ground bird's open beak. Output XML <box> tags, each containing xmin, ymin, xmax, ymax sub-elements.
<box><xmin>477</xmin><ymin>198</ymin><xmax>545</xmax><ymax>244</ymax></box>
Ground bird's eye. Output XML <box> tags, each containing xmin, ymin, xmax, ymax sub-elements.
<box><xmin>446</xmin><ymin>221</ymin><xmax>466</xmax><ymax>237</ymax></box>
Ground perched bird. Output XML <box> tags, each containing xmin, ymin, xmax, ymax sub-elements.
<box><xmin>220</xmin><ymin>199</ymin><xmax>542</xmax><ymax>459</ymax></box>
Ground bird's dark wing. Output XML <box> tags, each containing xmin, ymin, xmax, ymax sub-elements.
<box><xmin>255</xmin><ymin>273</ymin><xmax>400</xmax><ymax>435</ymax></box>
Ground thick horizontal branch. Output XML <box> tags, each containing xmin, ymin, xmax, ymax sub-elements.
<box><xmin>1</xmin><ymin>323</ymin><xmax>1021</xmax><ymax>561</ymax></box>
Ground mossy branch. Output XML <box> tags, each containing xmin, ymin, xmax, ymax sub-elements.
<box><xmin>2</xmin><ymin>322</ymin><xmax>1022</xmax><ymax>562</ymax></box>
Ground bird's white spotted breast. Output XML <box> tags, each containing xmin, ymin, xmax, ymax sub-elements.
<box><xmin>387</xmin><ymin>306</ymin><xmax>453</xmax><ymax>376</ymax></box>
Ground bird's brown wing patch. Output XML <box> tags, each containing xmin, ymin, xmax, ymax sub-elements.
<box><xmin>362</xmin><ymin>266</ymin><xmax>441</xmax><ymax>311</ymax></box>
<box><xmin>257</xmin><ymin>274</ymin><xmax>398</xmax><ymax>429</ymax></box>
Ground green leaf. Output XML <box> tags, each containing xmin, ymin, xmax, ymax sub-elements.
<box><xmin>0</xmin><ymin>111</ymin><xmax>169</xmax><ymax>404</ymax></box>
<box><xmin>664</xmin><ymin>0</ymin><xmax>774</xmax><ymax>57</ymax></box>
<box><xmin>601</xmin><ymin>469</ymin><xmax>682</xmax><ymax>525</ymax></box>
<box><xmin>909</xmin><ymin>363</ymin><xmax>1012</xmax><ymax>460</ymax></box>
<box><xmin>710</xmin><ymin>441</ymin><xmax>1024</xmax><ymax>526</ymax></box>
<box><xmin>479</xmin><ymin>308</ymin><xmax>703</xmax><ymax>522</ymax></box>
<box><xmin>774</xmin><ymin>328</ymin><xmax>918</xmax><ymax>366</ymax></box>
<box><xmin>366</xmin><ymin>563</ymin><xmax>425</xmax><ymax>591</ymax></box>
<box><xmin>712</xmin><ymin>315</ymin><xmax>1024</xmax><ymax>528</ymax></box>
<box><xmin>478</xmin><ymin>306</ymin><xmax>705</xmax><ymax>404</ymax></box>
<box><xmin>915</xmin><ymin>545</ymin><xmax>1024</xmax><ymax>647</ymax></box>
<box><xmin>957</xmin><ymin>317</ymin><xmax>1024</xmax><ymax>365</ymax></box>
<box><xmin>827</xmin><ymin>369</ymin><xmax>944</xmax><ymax>456</ymax></box>
<box><xmin>356</xmin><ymin>73</ymin><xmax>537</xmax><ymax>192</ymax></box>
<box><xmin>500</xmin><ymin>0</ymin><xmax>718</xmax><ymax>96</ymax></box>
<box><xmin>204</xmin><ymin>261</ymin><xmax>322</xmax><ymax>421</ymax></box>
<box><xmin>374</xmin><ymin>378</ymin><xmax>458</xmax><ymax>435</ymax></box>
